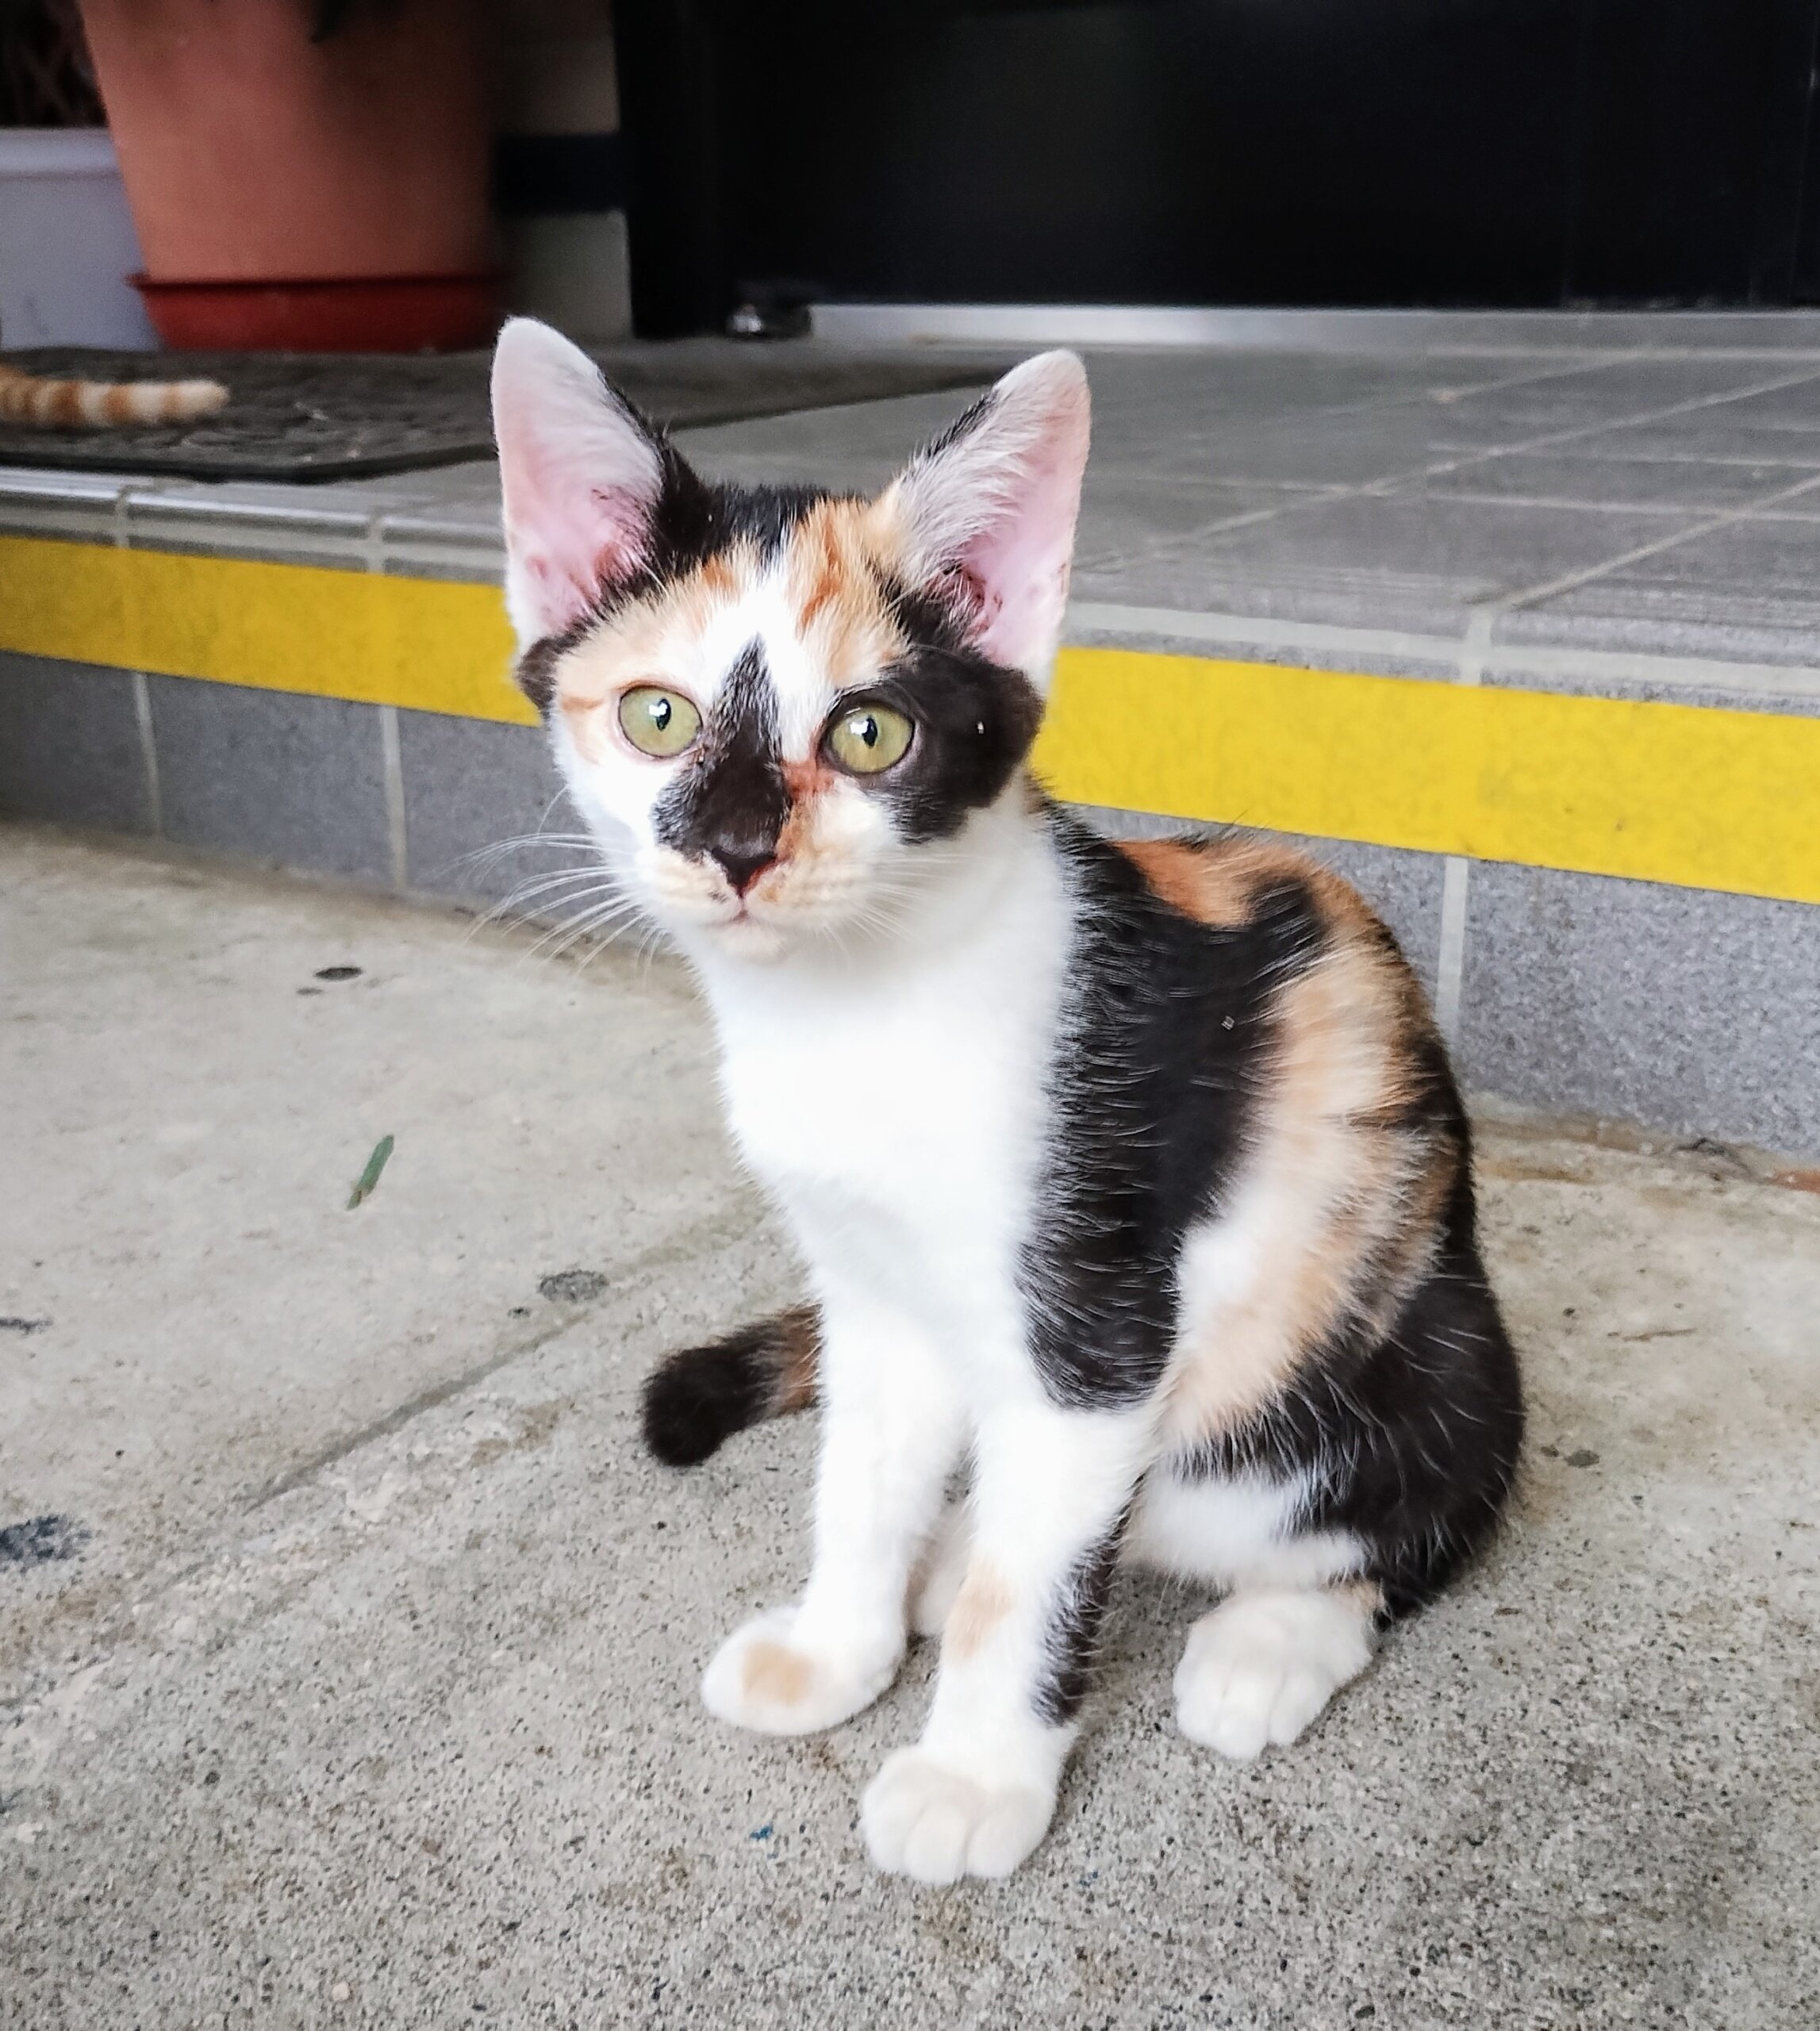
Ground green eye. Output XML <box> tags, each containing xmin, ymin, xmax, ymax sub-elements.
<box><xmin>617</xmin><ymin>685</ymin><xmax>701</xmax><ymax>758</ymax></box>
<box><xmin>826</xmin><ymin>702</ymin><xmax>913</xmax><ymax>775</ymax></box>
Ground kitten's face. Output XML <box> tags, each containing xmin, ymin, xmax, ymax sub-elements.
<box><xmin>530</xmin><ymin>491</ymin><xmax>1042</xmax><ymax>963</ymax></box>
<box><xmin>490</xmin><ymin>325</ymin><xmax>1090</xmax><ymax>963</ymax></box>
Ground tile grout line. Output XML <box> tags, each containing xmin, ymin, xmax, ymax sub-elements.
<box><xmin>1415</xmin><ymin>436</ymin><xmax>1820</xmax><ymax>1053</ymax></box>
<box><xmin>1068</xmin><ymin>602</ymin><xmax>1469</xmax><ymax>665</ymax></box>
<box><xmin>1418</xmin><ymin>489</ymin><xmax>1820</xmax><ymax>519</ymax></box>
<box><xmin>1418</xmin><ymin>422</ymin><xmax>1820</xmax><ymax>1056</ymax></box>
<box><xmin>1496</xmin><ymin>467</ymin><xmax>1820</xmax><ymax>612</ymax></box>
<box><xmin>1359</xmin><ymin>358</ymin><xmax>1820</xmax><ymax>498</ymax></box>
<box><xmin>1064</xmin><ymin>601</ymin><xmax>1820</xmax><ymax>699</ymax></box>
<box><xmin>379</xmin><ymin>705</ymin><xmax>409</xmax><ymax>894</ymax></box>
<box><xmin>1072</xmin><ymin>358</ymin><xmax>1820</xmax><ymax>600</ymax></box>
<box><xmin>367</xmin><ymin>511</ymin><xmax>410</xmax><ymax>893</ymax></box>
<box><xmin>113</xmin><ymin>489</ymin><xmax>163</xmax><ymax>838</ymax></box>
<box><xmin>1432</xmin><ymin>611</ymin><xmax>1492</xmax><ymax>1050</ymax></box>
<box><xmin>131</xmin><ymin>672</ymin><xmax>163</xmax><ymax>839</ymax></box>
<box><xmin>1066</xmin><ymin>357</ymin><xmax>1662</xmax><ymax>578</ymax></box>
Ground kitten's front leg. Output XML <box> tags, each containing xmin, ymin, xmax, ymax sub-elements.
<box><xmin>862</xmin><ymin>1400</ymin><xmax>1152</xmax><ymax>1883</ymax></box>
<box><xmin>702</xmin><ymin>1286</ymin><xmax>963</xmax><ymax>1736</ymax></box>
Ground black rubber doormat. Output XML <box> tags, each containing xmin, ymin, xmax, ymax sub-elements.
<box><xmin>0</xmin><ymin>340</ymin><xmax>1010</xmax><ymax>483</ymax></box>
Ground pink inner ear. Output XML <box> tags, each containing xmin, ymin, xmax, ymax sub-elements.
<box><xmin>503</xmin><ymin>447</ymin><xmax>654</xmax><ymax>637</ymax></box>
<box><xmin>508</xmin><ymin>470</ymin><xmax>653</xmax><ymax>639</ymax></box>
<box><xmin>492</xmin><ymin>318</ymin><xmax>667</xmax><ymax>647</ymax></box>
<box><xmin>956</xmin><ymin>436</ymin><xmax>1081</xmax><ymax>671</ymax></box>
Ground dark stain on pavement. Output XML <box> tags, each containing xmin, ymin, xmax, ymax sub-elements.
<box><xmin>539</xmin><ymin>1269</ymin><xmax>609</xmax><ymax>1303</ymax></box>
<box><xmin>0</xmin><ymin>1515</ymin><xmax>91</xmax><ymax>1566</ymax></box>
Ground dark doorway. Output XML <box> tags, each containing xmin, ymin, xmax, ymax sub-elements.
<box><xmin>616</xmin><ymin>0</ymin><xmax>1820</xmax><ymax>334</ymax></box>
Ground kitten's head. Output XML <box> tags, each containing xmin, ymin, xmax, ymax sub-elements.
<box><xmin>491</xmin><ymin>321</ymin><xmax>1089</xmax><ymax>963</ymax></box>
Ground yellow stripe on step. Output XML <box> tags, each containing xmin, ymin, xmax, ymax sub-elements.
<box><xmin>0</xmin><ymin>532</ymin><xmax>532</xmax><ymax>725</ymax></box>
<box><xmin>1036</xmin><ymin>647</ymin><xmax>1820</xmax><ymax>908</ymax></box>
<box><xmin>2</xmin><ymin>533</ymin><xmax>1815</xmax><ymax>905</ymax></box>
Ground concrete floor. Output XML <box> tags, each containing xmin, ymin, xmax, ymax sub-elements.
<box><xmin>2</xmin><ymin>825</ymin><xmax>1817</xmax><ymax>2030</ymax></box>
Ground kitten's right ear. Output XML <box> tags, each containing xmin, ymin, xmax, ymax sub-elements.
<box><xmin>491</xmin><ymin>317</ymin><xmax>668</xmax><ymax>651</ymax></box>
<box><xmin>882</xmin><ymin>350</ymin><xmax>1089</xmax><ymax>685</ymax></box>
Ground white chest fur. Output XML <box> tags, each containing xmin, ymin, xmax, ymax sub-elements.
<box><xmin>690</xmin><ymin>818</ymin><xmax>1072</xmax><ymax>1394</ymax></box>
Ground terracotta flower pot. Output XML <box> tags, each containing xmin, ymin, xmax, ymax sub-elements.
<box><xmin>79</xmin><ymin>0</ymin><xmax>498</xmax><ymax>351</ymax></box>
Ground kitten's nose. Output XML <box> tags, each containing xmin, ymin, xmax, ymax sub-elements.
<box><xmin>709</xmin><ymin>843</ymin><xmax>775</xmax><ymax>895</ymax></box>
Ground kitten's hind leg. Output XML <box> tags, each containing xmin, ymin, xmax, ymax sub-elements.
<box><xmin>1173</xmin><ymin>1582</ymin><xmax>1380</xmax><ymax>1762</ymax></box>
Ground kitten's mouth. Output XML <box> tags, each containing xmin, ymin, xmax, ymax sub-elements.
<box><xmin>718</xmin><ymin>868</ymin><xmax>783</xmax><ymax>924</ymax></box>
<box><xmin>712</xmin><ymin>892</ymin><xmax>772</xmax><ymax>937</ymax></box>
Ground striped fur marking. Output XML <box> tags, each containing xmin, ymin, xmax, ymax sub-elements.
<box><xmin>0</xmin><ymin>364</ymin><xmax>227</xmax><ymax>428</ymax></box>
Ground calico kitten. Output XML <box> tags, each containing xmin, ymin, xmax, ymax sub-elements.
<box><xmin>490</xmin><ymin>321</ymin><xmax>1523</xmax><ymax>1885</ymax></box>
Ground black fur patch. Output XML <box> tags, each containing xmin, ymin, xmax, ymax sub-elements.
<box><xmin>1024</xmin><ymin>808</ymin><xmax>1522</xmax><ymax>1615</ymax></box>
<box><xmin>514</xmin><ymin>610</ymin><xmax>594</xmax><ymax>716</ymax></box>
<box><xmin>651</xmin><ymin>640</ymin><xmax>790</xmax><ymax>889</ymax></box>
<box><xmin>589</xmin><ymin>387</ymin><xmax>835</xmax><ymax>597</ymax></box>
<box><xmin>1182</xmin><ymin>1158</ymin><xmax>1524</xmax><ymax>1618</ymax></box>
<box><xmin>640</xmin><ymin>1309</ymin><xmax>818</xmax><ymax>1468</ymax></box>
<box><xmin>907</xmin><ymin>382</ymin><xmax>999</xmax><ymax>469</ymax></box>
<box><xmin>835</xmin><ymin>584</ymin><xmax>1043</xmax><ymax>844</ymax></box>
<box><xmin>1032</xmin><ymin>1515</ymin><xmax>1127</xmax><ymax>1726</ymax></box>
<box><xmin>1019</xmin><ymin>809</ymin><xmax>1326</xmax><ymax>1410</ymax></box>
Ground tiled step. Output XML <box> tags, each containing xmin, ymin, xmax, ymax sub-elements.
<box><xmin>2</xmin><ymin>320</ymin><xmax>1817</xmax><ymax>1156</ymax></box>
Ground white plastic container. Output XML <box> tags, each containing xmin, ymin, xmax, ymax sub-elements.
<box><xmin>0</xmin><ymin>127</ymin><xmax>156</xmax><ymax>351</ymax></box>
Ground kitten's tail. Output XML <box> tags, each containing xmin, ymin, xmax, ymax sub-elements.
<box><xmin>0</xmin><ymin>363</ymin><xmax>228</xmax><ymax>428</ymax></box>
<box><xmin>639</xmin><ymin>1306</ymin><xmax>820</xmax><ymax>1466</ymax></box>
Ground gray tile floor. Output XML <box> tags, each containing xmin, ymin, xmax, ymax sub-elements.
<box><xmin>5</xmin><ymin>316</ymin><xmax>1818</xmax><ymax>1157</ymax></box>
<box><xmin>6</xmin><ymin>318</ymin><xmax>1820</xmax><ymax>680</ymax></box>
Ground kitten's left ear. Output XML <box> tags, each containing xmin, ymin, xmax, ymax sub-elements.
<box><xmin>491</xmin><ymin>317</ymin><xmax>674</xmax><ymax>651</ymax></box>
<box><xmin>882</xmin><ymin>351</ymin><xmax>1090</xmax><ymax>683</ymax></box>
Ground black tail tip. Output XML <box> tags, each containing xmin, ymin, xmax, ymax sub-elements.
<box><xmin>639</xmin><ymin>1344</ymin><xmax>756</xmax><ymax>1467</ymax></box>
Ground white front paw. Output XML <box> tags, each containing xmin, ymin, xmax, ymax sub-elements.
<box><xmin>860</xmin><ymin>1747</ymin><xmax>1056</xmax><ymax>1883</ymax></box>
<box><xmin>701</xmin><ymin>1608</ymin><xmax>897</xmax><ymax>1736</ymax></box>
<box><xmin>1173</xmin><ymin>1588</ymin><xmax>1374</xmax><ymax>1762</ymax></box>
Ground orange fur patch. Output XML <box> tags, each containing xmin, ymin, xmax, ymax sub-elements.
<box><xmin>1342</xmin><ymin>1576</ymin><xmax>1387</xmax><ymax>1623</ymax></box>
<box><xmin>740</xmin><ymin>1640</ymin><xmax>813</xmax><ymax>1706</ymax></box>
<box><xmin>1160</xmin><ymin>856</ymin><xmax>1454</xmax><ymax>1450</ymax></box>
<box><xmin>1115</xmin><ymin>837</ymin><xmax>1323</xmax><ymax>929</ymax></box>
<box><xmin>943</xmin><ymin>1559</ymin><xmax>1015</xmax><ymax>1661</ymax></box>
<box><xmin>541</xmin><ymin>496</ymin><xmax>911</xmax><ymax>759</ymax></box>
<box><xmin>784</xmin><ymin>499</ymin><xmax>909</xmax><ymax>689</ymax></box>
<box><xmin>551</xmin><ymin>545</ymin><xmax>763</xmax><ymax>714</ymax></box>
<box><xmin>770</xmin><ymin>1306</ymin><xmax>821</xmax><ymax>1416</ymax></box>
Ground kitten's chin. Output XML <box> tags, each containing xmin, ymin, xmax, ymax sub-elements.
<box><xmin>677</xmin><ymin>899</ymin><xmax>868</xmax><ymax>967</ymax></box>
<box><xmin>704</xmin><ymin>914</ymin><xmax>792</xmax><ymax>965</ymax></box>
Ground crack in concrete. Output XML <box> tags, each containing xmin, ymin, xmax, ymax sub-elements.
<box><xmin>240</xmin><ymin>1200</ymin><xmax>767</xmax><ymax>1513</ymax></box>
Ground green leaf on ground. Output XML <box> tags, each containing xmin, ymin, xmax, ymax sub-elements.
<box><xmin>346</xmin><ymin>1134</ymin><xmax>395</xmax><ymax>1210</ymax></box>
